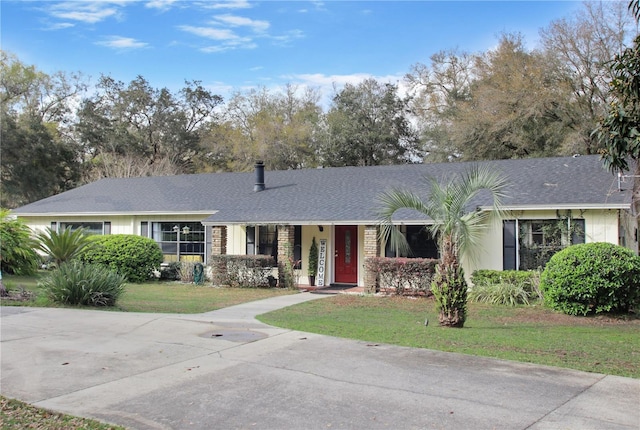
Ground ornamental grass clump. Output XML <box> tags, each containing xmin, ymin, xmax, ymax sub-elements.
<box><xmin>468</xmin><ymin>282</ymin><xmax>530</xmax><ymax>306</ymax></box>
<box><xmin>39</xmin><ymin>261</ymin><xmax>126</xmax><ymax>306</ymax></box>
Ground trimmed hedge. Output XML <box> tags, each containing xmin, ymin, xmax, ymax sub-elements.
<box><xmin>471</xmin><ymin>270</ymin><xmax>538</xmax><ymax>289</ymax></box>
<box><xmin>540</xmin><ymin>242</ymin><xmax>640</xmax><ymax>315</ymax></box>
<box><xmin>81</xmin><ymin>235</ymin><xmax>163</xmax><ymax>283</ymax></box>
<box><xmin>365</xmin><ymin>257</ymin><xmax>438</xmax><ymax>295</ymax></box>
<box><xmin>209</xmin><ymin>255</ymin><xmax>276</xmax><ymax>288</ymax></box>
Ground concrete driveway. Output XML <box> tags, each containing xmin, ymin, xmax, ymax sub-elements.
<box><xmin>1</xmin><ymin>293</ymin><xmax>639</xmax><ymax>430</ymax></box>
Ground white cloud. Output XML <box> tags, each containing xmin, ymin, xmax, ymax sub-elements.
<box><xmin>200</xmin><ymin>0</ymin><xmax>252</xmax><ymax>10</ymax></box>
<box><xmin>179</xmin><ymin>25</ymin><xmax>238</xmax><ymax>41</ymax></box>
<box><xmin>213</xmin><ymin>14</ymin><xmax>269</xmax><ymax>32</ymax></box>
<box><xmin>269</xmin><ymin>29</ymin><xmax>305</xmax><ymax>46</ymax></box>
<box><xmin>145</xmin><ymin>0</ymin><xmax>179</xmax><ymax>11</ymax></box>
<box><xmin>43</xmin><ymin>22</ymin><xmax>76</xmax><ymax>31</ymax></box>
<box><xmin>96</xmin><ymin>36</ymin><xmax>149</xmax><ymax>50</ymax></box>
<box><xmin>47</xmin><ymin>1</ymin><xmax>124</xmax><ymax>24</ymax></box>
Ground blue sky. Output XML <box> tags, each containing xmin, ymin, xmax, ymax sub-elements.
<box><xmin>2</xmin><ymin>1</ymin><xmax>582</xmax><ymax>102</ymax></box>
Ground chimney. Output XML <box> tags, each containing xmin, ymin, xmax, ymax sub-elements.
<box><xmin>254</xmin><ymin>161</ymin><xmax>265</xmax><ymax>192</ymax></box>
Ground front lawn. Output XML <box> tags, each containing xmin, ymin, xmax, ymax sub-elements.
<box><xmin>3</xmin><ymin>273</ymin><xmax>638</xmax><ymax>378</ymax></box>
<box><xmin>0</xmin><ymin>273</ymin><xmax>296</xmax><ymax>313</ymax></box>
<box><xmin>258</xmin><ymin>294</ymin><xmax>640</xmax><ymax>378</ymax></box>
<box><xmin>0</xmin><ymin>396</ymin><xmax>125</xmax><ymax>430</ymax></box>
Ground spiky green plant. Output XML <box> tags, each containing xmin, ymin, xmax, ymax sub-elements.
<box><xmin>39</xmin><ymin>260</ymin><xmax>126</xmax><ymax>306</ymax></box>
<box><xmin>377</xmin><ymin>165</ymin><xmax>508</xmax><ymax>327</ymax></box>
<box><xmin>36</xmin><ymin>227</ymin><xmax>95</xmax><ymax>267</ymax></box>
<box><xmin>468</xmin><ymin>282</ymin><xmax>530</xmax><ymax>306</ymax></box>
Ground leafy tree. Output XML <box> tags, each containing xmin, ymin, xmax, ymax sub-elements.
<box><xmin>0</xmin><ymin>209</ymin><xmax>39</xmax><ymax>277</ymax></box>
<box><xmin>452</xmin><ymin>33</ymin><xmax>571</xmax><ymax>160</ymax></box>
<box><xmin>76</xmin><ymin>75</ymin><xmax>222</xmax><ymax>178</ymax></box>
<box><xmin>0</xmin><ymin>52</ymin><xmax>83</xmax><ymax>207</ymax></box>
<box><xmin>217</xmin><ymin>84</ymin><xmax>322</xmax><ymax>171</ymax></box>
<box><xmin>595</xmin><ymin>1</ymin><xmax>640</xmax><ymax>218</ymax></box>
<box><xmin>36</xmin><ymin>227</ymin><xmax>95</xmax><ymax>267</ymax></box>
<box><xmin>405</xmin><ymin>49</ymin><xmax>474</xmax><ymax>162</ymax></box>
<box><xmin>1</xmin><ymin>111</ymin><xmax>81</xmax><ymax>207</ymax></box>
<box><xmin>1</xmin><ymin>50</ymin><xmax>86</xmax><ymax>124</ymax></box>
<box><xmin>321</xmin><ymin>78</ymin><xmax>420</xmax><ymax>167</ymax></box>
<box><xmin>541</xmin><ymin>0</ymin><xmax>634</xmax><ymax>155</ymax></box>
<box><xmin>377</xmin><ymin>165</ymin><xmax>508</xmax><ymax>327</ymax></box>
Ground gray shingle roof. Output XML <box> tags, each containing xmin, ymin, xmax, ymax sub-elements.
<box><xmin>13</xmin><ymin>155</ymin><xmax>630</xmax><ymax>224</ymax></box>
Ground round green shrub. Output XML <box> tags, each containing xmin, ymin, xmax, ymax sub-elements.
<box><xmin>81</xmin><ymin>234</ymin><xmax>163</xmax><ymax>283</ymax></box>
<box><xmin>40</xmin><ymin>260</ymin><xmax>126</xmax><ymax>306</ymax></box>
<box><xmin>540</xmin><ymin>242</ymin><xmax>640</xmax><ymax>315</ymax></box>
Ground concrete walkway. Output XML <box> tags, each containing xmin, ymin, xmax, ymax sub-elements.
<box><xmin>1</xmin><ymin>293</ymin><xmax>638</xmax><ymax>430</ymax></box>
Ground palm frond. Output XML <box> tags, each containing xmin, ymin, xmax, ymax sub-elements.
<box><xmin>376</xmin><ymin>164</ymin><xmax>509</xmax><ymax>263</ymax></box>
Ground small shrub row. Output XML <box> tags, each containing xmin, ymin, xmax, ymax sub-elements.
<box><xmin>39</xmin><ymin>260</ymin><xmax>126</xmax><ymax>306</ymax></box>
<box><xmin>209</xmin><ymin>255</ymin><xmax>276</xmax><ymax>288</ymax></box>
<box><xmin>471</xmin><ymin>270</ymin><xmax>539</xmax><ymax>291</ymax></box>
<box><xmin>468</xmin><ymin>282</ymin><xmax>530</xmax><ymax>306</ymax></box>
<box><xmin>365</xmin><ymin>257</ymin><xmax>438</xmax><ymax>295</ymax></box>
<box><xmin>470</xmin><ymin>269</ymin><xmax>541</xmax><ymax>306</ymax></box>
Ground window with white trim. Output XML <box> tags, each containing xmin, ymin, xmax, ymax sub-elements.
<box><xmin>151</xmin><ymin>222</ymin><xmax>205</xmax><ymax>262</ymax></box>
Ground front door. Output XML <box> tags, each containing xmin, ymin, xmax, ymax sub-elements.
<box><xmin>335</xmin><ymin>225</ymin><xmax>358</xmax><ymax>284</ymax></box>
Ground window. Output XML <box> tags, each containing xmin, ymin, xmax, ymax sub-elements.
<box><xmin>385</xmin><ymin>225</ymin><xmax>438</xmax><ymax>259</ymax></box>
<box><xmin>258</xmin><ymin>225</ymin><xmax>278</xmax><ymax>259</ymax></box>
<box><xmin>151</xmin><ymin>222</ymin><xmax>205</xmax><ymax>262</ymax></box>
<box><xmin>504</xmin><ymin>218</ymin><xmax>585</xmax><ymax>270</ymax></box>
<box><xmin>246</xmin><ymin>225</ymin><xmax>302</xmax><ymax>267</ymax></box>
<box><xmin>58</xmin><ymin>222</ymin><xmax>109</xmax><ymax>235</ymax></box>
<box><xmin>246</xmin><ymin>225</ymin><xmax>277</xmax><ymax>263</ymax></box>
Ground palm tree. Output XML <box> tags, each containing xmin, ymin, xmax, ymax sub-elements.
<box><xmin>377</xmin><ymin>165</ymin><xmax>508</xmax><ymax>327</ymax></box>
<box><xmin>36</xmin><ymin>227</ymin><xmax>95</xmax><ymax>267</ymax></box>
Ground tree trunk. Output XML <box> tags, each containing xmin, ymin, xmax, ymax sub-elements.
<box><xmin>431</xmin><ymin>235</ymin><xmax>468</xmax><ymax>327</ymax></box>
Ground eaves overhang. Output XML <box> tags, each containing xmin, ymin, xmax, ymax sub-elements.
<box><xmin>15</xmin><ymin>210</ymin><xmax>218</xmax><ymax>217</ymax></box>
<box><xmin>485</xmin><ymin>203</ymin><xmax>631</xmax><ymax>212</ymax></box>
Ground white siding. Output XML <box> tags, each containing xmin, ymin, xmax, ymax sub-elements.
<box><xmin>466</xmin><ymin>209</ymin><xmax>622</xmax><ymax>276</ymax></box>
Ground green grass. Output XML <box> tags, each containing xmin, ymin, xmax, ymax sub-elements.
<box><xmin>115</xmin><ymin>282</ymin><xmax>295</xmax><ymax>313</ymax></box>
<box><xmin>3</xmin><ymin>273</ymin><xmax>639</xmax><ymax>379</ymax></box>
<box><xmin>0</xmin><ymin>396</ymin><xmax>125</xmax><ymax>430</ymax></box>
<box><xmin>1</xmin><ymin>272</ymin><xmax>296</xmax><ymax>313</ymax></box>
<box><xmin>258</xmin><ymin>295</ymin><xmax>640</xmax><ymax>378</ymax></box>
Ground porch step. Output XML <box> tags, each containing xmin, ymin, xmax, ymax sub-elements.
<box><xmin>310</xmin><ymin>283</ymin><xmax>358</xmax><ymax>294</ymax></box>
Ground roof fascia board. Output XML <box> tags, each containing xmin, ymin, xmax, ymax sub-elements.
<box><xmin>490</xmin><ymin>204</ymin><xmax>630</xmax><ymax>211</ymax></box>
<box><xmin>15</xmin><ymin>210</ymin><xmax>218</xmax><ymax>217</ymax></box>
<box><xmin>202</xmin><ymin>220</ymin><xmax>434</xmax><ymax>226</ymax></box>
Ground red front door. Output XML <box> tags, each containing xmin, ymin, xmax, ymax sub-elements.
<box><xmin>335</xmin><ymin>225</ymin><xmax>358</xmax><ymax>284</ymax></box>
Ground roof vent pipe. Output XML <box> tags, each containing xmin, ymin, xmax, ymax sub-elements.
<box><xmin>254</xmin><ymin>161</ymin><xmax>265</xmax><ymax>192</ymax></box>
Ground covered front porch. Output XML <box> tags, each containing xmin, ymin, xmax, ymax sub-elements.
<box><xmin>207</xmin><ymin>224</ymin><xmax>386</xmax><ymax>291</ymax></box>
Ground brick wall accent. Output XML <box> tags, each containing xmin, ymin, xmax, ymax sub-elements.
<box><xmin>364</xmin><ymin>225</ymin><xmax>381</xmax><ymax>293</ymax></box>
<box><xmin>277</xmin><ymin>225</ymin><xmax>295</xmax><ymax>287</ymax></box>
<box><xmin>211</xmin><ymin>225</ymin><xmax>227</xmax><ymax>256</ymax></box>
